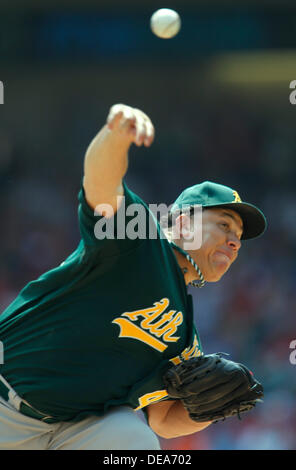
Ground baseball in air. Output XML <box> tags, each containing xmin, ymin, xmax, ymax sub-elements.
<box><xmin>150</xmin><ymin>9</ymin><xmax>181</xmax><ymax>39</ymax></box>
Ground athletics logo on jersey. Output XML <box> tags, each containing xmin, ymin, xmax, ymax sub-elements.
<box><xmin>112</xmin><ymin>298</ymin><xmax>183</xmax><ymax>352</ymax></box>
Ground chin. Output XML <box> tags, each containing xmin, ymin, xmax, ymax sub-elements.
<box><xmin>206</xmin><ymin>273</ymin><xmax>224</xmax><ymax>283</ymax></box>
<box><xmin>206</xmin><ymin>265</ymin><xmax>230</xmax><ymax>282</ymax></box>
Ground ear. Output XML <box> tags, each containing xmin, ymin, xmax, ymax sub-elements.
<box><xmin>173</xmin><ymin>213</ymin><xmax>193</xmax><ymax>241</ymax></box>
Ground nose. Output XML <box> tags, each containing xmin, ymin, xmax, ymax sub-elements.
<box><xmin>227</xmin><ymin>235</ymin><xmax>241</xmax><ymax>252</ymax></box>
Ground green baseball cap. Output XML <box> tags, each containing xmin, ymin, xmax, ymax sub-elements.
<box><xmin>171</xmin><ymin>181</ymin><xmax>267</xmax><ymax>240</ymax></box>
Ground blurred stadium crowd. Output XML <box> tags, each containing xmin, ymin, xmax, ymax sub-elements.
<box><xmin>1</xmin><ymin>1</ymin><xmax>296</xmax><ymax>451</ymax></box>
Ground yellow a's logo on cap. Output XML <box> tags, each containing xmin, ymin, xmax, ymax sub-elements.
<box><xmin>233</xmin><ymin>190</ymin><xmax>242</xmax><ymax>203</ymax></box>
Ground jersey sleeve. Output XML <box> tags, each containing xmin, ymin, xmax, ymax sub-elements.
<box><xmin>77</xmin><ymin>180</ymin><xmax>156</xmax><ymax>255</ymax></box>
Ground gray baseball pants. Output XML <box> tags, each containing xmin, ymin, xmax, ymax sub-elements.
<box><xmin>0</xmin><ymin>397</ymin><xmax>161</xmax><ymax>450</ymax></box>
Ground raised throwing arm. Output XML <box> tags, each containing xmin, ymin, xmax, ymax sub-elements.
<box><xmin>83</xmin><ymin>104</ymin><xmax>154</xmax><ymax>212</ymax></box>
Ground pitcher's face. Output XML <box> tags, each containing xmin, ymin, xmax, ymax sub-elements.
<box><xmin>189</xmin><ymin>208</ymin><xmax>243</xmax><ymax>282</ymax></box>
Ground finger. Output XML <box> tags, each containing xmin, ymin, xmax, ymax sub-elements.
<box><xmin>133</xmin><ymin>109</ymin><xmax>154</xmax><ymax>146</ymax></box>
<box><xmin>107</xmin><ymin>104</ymin><xmax>136</xmax><ymax>128</ymax></box>
<box><xmin>107</xmin><ymin>112</ymin><xmax>123</xmax><ymax>130</ymax></box>
<box><xmin>107</xmin><ymin>105</ymin><xmax>124</xmax><ymax>129</ymax></box>
<box><xmin>120</xmin><ymin>106</ymin><xmax>134</xmax><ymax>124</ymax></box>
<box><xmin>144</xmin><ymin>121</ymin><xmax>155</xmax><ymax>147</ymax></box>
<box><xmin>107</xmin><ymin>105</ymin><xmax>154</xmax><ymax>147</ymax></box>
<box><xmin>136</xmin><ymin>118</ymin><xmax>154</xmax><ymax>146</ymax></box>
<box><xmin>133</xmin><ymin>115</ymin><xmax>147</xmax><ymax>146</ymax></box>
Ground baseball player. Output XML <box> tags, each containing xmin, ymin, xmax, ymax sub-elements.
<box><xmin>0</xmin><ymin>104</ymin><xmax>266</xmax><ymax>450</ymax></box>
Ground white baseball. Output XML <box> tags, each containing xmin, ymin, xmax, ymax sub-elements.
<box><xmin>150</xmin><ymin>8</ymin><xmax>181</xmax><ymax>39</ymax></box>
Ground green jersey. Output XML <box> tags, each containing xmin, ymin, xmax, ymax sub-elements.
<box><xmin>0</xmin><ymin>182</ymin><xmax>202</xmax><ymax>422</ymax></box>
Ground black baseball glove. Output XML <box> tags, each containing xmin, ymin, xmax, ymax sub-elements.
<box><xmin>163</xmin><ymin>353</ymin><xmax>264</xmax><ymax>423</ymax></box>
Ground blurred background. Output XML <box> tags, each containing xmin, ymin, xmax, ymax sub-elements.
<box><xmin>0</xmin><ymin>0</ymin><xmax>296</xmax><ymax>450</ymax></box>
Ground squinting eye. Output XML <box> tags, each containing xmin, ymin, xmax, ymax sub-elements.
<box><xmin>220</xmin><ymin>222</ymin><xmax>229</xmax><ymax>230</ymax></box>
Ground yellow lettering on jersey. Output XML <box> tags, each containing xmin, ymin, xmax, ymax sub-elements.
<box><xmin>113</xmin><ymin>298</ymin><xmax>184</xmax><ymax>350</ymax></box>
<box><xmin>135</xmin><ymin>390</ymin><xmax>169</xmax><ymax>410</ymax></box>
<box><xmin>148</xmin><ymin>311</ymin><xmax>175</xmax><ymax>335</ymax></box>
<box><xmin>169</xmin><ymin>334</ymin><xmax>201</xmax><ymax>365</ymax></box>
<box><xmin>123</xmin><ymin>298</ymin><xmax>169</xmax><ymax>324</ymax></box>
<box><xmin>112</xmin><ymin>318</ymin><xmax>167</xmax><ymax>352</ymax></box>
<box><xmin>161</xmin><ymin>312</ymin><xmax>183</xmax><ymax>342</ymax></box>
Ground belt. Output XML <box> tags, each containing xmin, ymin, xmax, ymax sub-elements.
<box><xmin>0</xmin><ymin>374</ymin><xmax>58</xmax><ymax>424</ymax></box>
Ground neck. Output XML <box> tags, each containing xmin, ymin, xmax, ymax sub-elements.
<box><xmin>173</xmin><ymin>248</ymin><xmax>193</xmax><ymax>285</ymax></box>
<box><xmin>168</xmin><ymin>238</ymin><xmax>206</xmax><ymax>288</ymax></box>
<box><xmin>172</xmin><ymin>245</ymin><xmax>205</xmax><ymax>287</ymax></box>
